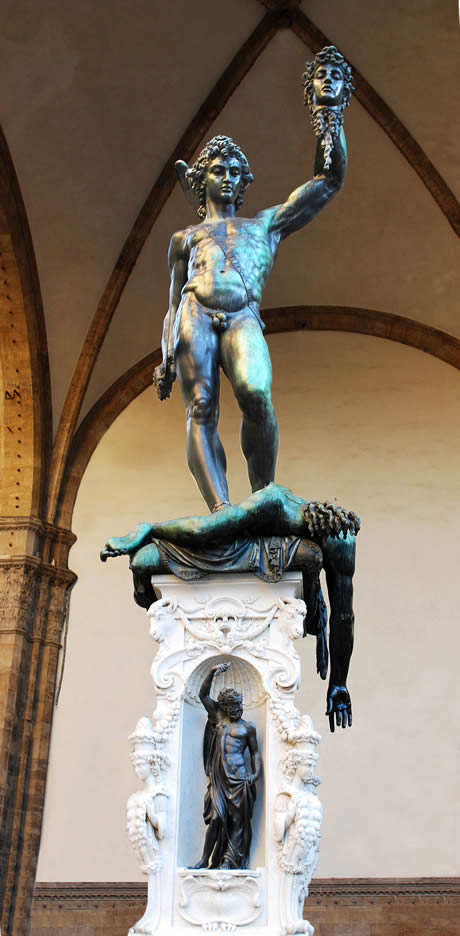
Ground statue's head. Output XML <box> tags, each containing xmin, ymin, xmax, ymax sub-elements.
<box><xmin>302</xmin><ymin>46</ymin><xmax>353</xmax><ymax>110</ymax></box>
<box><xmin>281</xmin><ymin>748</ymin><xmax>319</xmax><ymax>785</ymax></box>
<box><xmin>217</xmin><ymin>687</ymin><xmax>243</xmax><ymax>721</ymax></box>
<box><xmin>129</xmin><ymin>716</ymin><xmax>170</xmax><ymax>779</ymax></box>
<box><xmin>187</xmin><ymin>136</ymin><xmax>254</xmax><ymax>220</ymax></box>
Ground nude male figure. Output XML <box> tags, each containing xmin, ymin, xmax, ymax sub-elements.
<box><xmin>192</xmin><ymin>662</ymin><xmax>261</xmax><ymax>869</ymax></box>
<box><xmin>153</xmin><ymin>49</ymin><xmax>351</xmax><ymax>513</ymax></box>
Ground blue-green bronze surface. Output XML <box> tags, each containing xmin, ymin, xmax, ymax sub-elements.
<box><xmin>153</xmin><ymin>46</ymin><xmax>350</xmax><ymax>511</ymax></box>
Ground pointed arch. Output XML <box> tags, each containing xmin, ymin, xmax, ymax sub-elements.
<box><xmin>0</xmin><ymin>127</ymin><xmax>51</xmax><ymax>518</ymax></box>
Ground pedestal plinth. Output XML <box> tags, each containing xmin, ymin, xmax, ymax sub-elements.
<box><xmin>127</xmin><ymin>573</ymin><xmax>322</xmax><ymax>936</ymax></box>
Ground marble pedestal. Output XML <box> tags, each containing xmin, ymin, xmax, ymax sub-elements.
<box><xmin>127</xmin><ymin>573</ymin><xmax>322</xmax><ymax>936</ymax></box>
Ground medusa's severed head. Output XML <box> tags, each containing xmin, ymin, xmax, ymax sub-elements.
<box><xmin>302</xmin><ymin>45</ymin><xmax>353</xmax><ymax>111</ymax></box>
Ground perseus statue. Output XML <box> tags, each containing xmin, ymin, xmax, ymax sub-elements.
<box><xmin>153</xmin><ymin>47</ymin><xmax>353</xmax><ymax>513</ymax></box>
<box><xmin>192</xmin><ymin>662</ymin><xmax>261</xmax><ymax>870</ymax></box>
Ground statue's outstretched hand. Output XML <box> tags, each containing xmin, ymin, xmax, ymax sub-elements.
<box><xmin>214</xmin><ymin>662</ymin><xmax>231</xmax><ymax>675</ymax></box>
<box><xmin>153</xmin><ymin>356</ymin><xmax>176</xmax><ymax>401</ymax></box>
<box><xmin>326</xmin><ymin>684</ymin><xmax>352</xmax><ymax>732</ymax></box>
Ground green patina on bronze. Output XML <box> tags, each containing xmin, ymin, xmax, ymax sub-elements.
<box><xmin>153</xmin><ymin>46</ymin><xmax>350</xmax><ymax>513</ymax></box>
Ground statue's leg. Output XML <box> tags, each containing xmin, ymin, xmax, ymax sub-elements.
<box><xmin>220</xmin><ymin>315</ymin><xmax>279</xmax><ymax>492</ymax></box>
<box><xmin>175</xmin><ymin>299</ymin><xmax>230</xmax><ymax>511</ymax></box>
<box><xmin>129</xmin><ymin>543</ymin><xmax>164</xmax><ymax>609</ymax></box>
<box><xmin>192</xmin><ymin>817</ymin><xmax>219</xmax><ymax>869</ymax></box>
<box><xmin>140</xmin><ymin>485</ymin><xmax>289</xmax><ymax>549</ymax></box>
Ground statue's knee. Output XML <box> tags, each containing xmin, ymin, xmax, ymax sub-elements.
<box><xmin>238</xmin><ymin>386</ymin><xmax>272</xmax><ymax>422</ymax></box>
<box><xmin>130</xmin><ymin>544</ymin><xmax>161</xmax><ymax>574</ymax></box>
<box><xmin>187</xmin><ymin>392</ymin><xmax>215</xmax><ymax>424</ymax></box>
<box><xmin>129</xmin><ymin>553</ymin><xmax>142</xmax><ymax>573</ymax></box>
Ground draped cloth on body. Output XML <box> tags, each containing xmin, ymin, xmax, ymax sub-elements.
<box><xmin>157</xmin><ymin>535</ymin><xmax>300</xmax><ymax>583</ymax></box>
<box><xmin>203</xmin><ymin>719</ymin><xmax>256</xmax><ymax>869</ymax></box>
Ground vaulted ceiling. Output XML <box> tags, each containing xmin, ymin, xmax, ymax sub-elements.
<box><xmin>1</xmin><ymin>0</ymin><xmax>459</xmax><ymax>526</ymax></box>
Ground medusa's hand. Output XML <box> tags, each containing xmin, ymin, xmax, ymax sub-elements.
<box><xmin>326</xmin><ymin>684</ymin><xmax>352</xmax><ymax>733</ymax></box>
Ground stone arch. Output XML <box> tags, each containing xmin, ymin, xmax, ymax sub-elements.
<box><xmin>0</xmin><ymin>128</ymin><xmax>51</xmax><ymax>522</ymax></box>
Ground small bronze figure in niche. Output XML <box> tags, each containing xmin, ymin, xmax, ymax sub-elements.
<box><xmin>192</xmin><ymin>662</ymin><xmax>261</xmax><ymax>870</ymax></box>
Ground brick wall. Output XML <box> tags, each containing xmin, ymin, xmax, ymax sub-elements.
<box><xmin>31</xmin><ymin>879</ymin><xmax>460</xmax><ymax>936</ymax></box>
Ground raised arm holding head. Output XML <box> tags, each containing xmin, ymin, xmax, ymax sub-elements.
<box><xmin>198</xmin><ymin>662</ymin><xmax>231</xmax><ymax>719</ymax></box>
<box><xmin>261</xmin><ymin>127</ymin><xmax>347</xmax><ymax>241</ymax></box>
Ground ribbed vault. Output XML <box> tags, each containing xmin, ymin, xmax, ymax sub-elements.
<box><xmin>42</xmin><ymin>4</ymin><xmax>460</xmax><ymax>528</ymax></box>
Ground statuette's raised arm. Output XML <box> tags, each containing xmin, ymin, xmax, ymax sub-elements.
<box><xmin>198</xmin><ymin>663</ymin><xmax>231</xmax><ymax>719</ymax></box>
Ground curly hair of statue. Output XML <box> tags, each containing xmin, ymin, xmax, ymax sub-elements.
<box><xmin>217</xmin><ymin>687</ymin><xmax>243</xmax><ymax>719</ymax></box>
<box><xmin>186</xmin><ymin>135</ymin><xmax>254</xmax><ymax>219</ymax></box>
<box><xmin>303</xmin><ymin>500</ymin><xmax>360</xmax><ymax>542</ymax></box>
<box><xmin>302</xmin><ymin>45</ymin><xmax>354</xmax><ymax>112</ymax></box>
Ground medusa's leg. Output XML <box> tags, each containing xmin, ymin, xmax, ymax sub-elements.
<box><xmin>129</xmin><ymin>542</ymin><xmax>165</xmax><ymax>609</ymax></box>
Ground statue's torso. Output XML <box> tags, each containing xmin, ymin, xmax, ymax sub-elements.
<box><xmin>216</xmin><ymin>718</ymin><xmax>251</xmax><ymax>779</ymax></box>
<box><xmin>180</xmin><ymin>216</ymin><xmax>278</xmax><ymax>314</ymax></box>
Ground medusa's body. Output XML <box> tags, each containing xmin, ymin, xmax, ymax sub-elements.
<box><xmin>101</xmin><ymin>483</ymin><xmax>357</xmax><ymax>732</ymax></box>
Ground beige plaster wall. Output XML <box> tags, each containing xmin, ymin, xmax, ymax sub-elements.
<box><xmin>37</xmin><ymin>331</ymin><xmax>460</xmax><ymax>881</ymax></box>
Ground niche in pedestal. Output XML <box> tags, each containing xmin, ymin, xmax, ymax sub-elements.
<box><xmin>177</xmin><ymin>654</ymin><xmax>266</xmax><ymax>870</ymax></box>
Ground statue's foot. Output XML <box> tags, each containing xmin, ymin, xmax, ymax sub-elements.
<box><xmin>190</xmin><ymin>858</ymin><xmax>209</xmax><ymax>869</ymax></box>
<box><xmin>100</xmin><ymin>523</ymin><xmax>152</xmax><ymax>562</ymax></box>
<box><xmin>100</xmin><ymin>536</ymin><xmax>130</xmax><ymax>561</ymax></box>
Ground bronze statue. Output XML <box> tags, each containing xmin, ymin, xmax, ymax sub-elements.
<box><xmin>101</xmin><ymin>482</ymin><xmax>358</xmax><ymax>732</ymax></box>
<box><xmin>192</xmin><ymin>662</ymin><xmax>261</xmax><ymax>869</ymax></box>
<box><xmin>153</xmin><ymin>46</ymin><xmax>353</xmax><ymax>513</ymax></box>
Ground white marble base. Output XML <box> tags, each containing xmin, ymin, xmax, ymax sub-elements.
<box><xmin>127</xmin><ymin>573</ymin><xmax>322</xmax><ymax>936</ymax></box>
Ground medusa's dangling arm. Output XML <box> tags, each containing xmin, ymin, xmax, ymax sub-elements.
<box><xmin>323</xmin><ymin>533</ymin><xmax>355</xmax><ymax>732</ymax></box>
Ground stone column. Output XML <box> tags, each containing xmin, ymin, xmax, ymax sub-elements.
<box><xmin>0</xmin><ymin>518</ymin><xmax>76</xmax><ymax>936</ymax></box>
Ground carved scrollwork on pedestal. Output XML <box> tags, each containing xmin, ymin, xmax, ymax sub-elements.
<box><xmin>177</xmin><ymin>870</ymin><xmax>263</xmax><ymax>928</ymax></box>
<box><xmin>151</xmin><ymin>593</ymin><xmax>305</xmax><ymax>657</ymax></box>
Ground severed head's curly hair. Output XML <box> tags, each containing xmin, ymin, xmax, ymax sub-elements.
<box><xmin>303</xmin><ymin>501</ymin><xmax>360</xmax><ymax>543</ymax></box>
<box><xmin>302</xmin><ymin>45</ymin><xmax>354</xmax><ymax>112</ymax></box>
<box><xmin>186</xmin><ymin>135</ymin><xmax>254</xmax><ymax>219</ymax></box>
